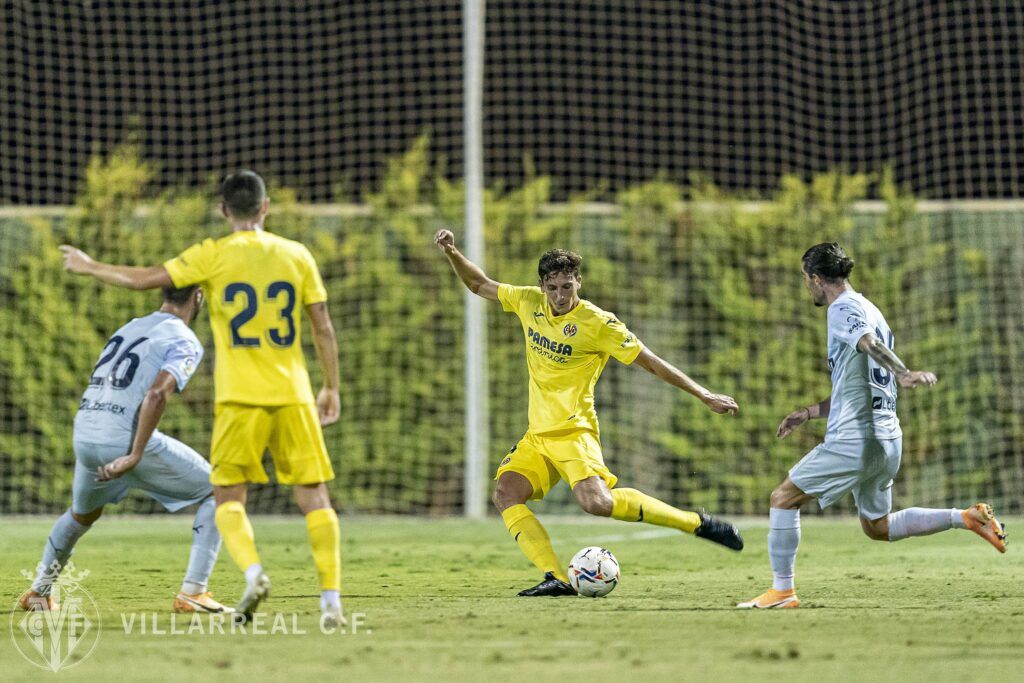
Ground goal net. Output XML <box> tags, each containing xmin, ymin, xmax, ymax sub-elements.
<box><xmin>1</xmin><ymin>1</ymin><xmax>1022</xmax><ymax>515</ymax></box>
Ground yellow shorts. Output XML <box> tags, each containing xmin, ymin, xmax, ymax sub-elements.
<box><xmin>210</xmin><ymin>402</ymin><xmax>335</xmax><ymax>487</ymax></box>
<box><xmin>494</xmin><ymin>430</ymin><xmax>617</xmax><ymax>500</ymax></box>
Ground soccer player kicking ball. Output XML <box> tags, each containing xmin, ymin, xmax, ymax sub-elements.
<box><xmin>436</xmin><ymin>230</ymin><xmax>744</xmax><ymax>597</ymax></box>
<box><xmin>20</xmin><ymin>285</ymin><xmax>230</xmax><ymax>614</ymax></box>
<box><xmin>738</xmin><ymin>242</ymin><xmax>1007</xmax><ymax>610</ymax></box>
<box><xmin>59</xmin><ymin>171</ymin><xmax>345</xmax><ymax>627</ymax></box>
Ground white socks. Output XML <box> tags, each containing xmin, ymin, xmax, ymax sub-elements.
<box><xmin>181</xmin><ymin>497</ymin><xmax>221</xmax><ymax>595</ymax></box>
<box><xmin>888</xmin><ymin>507</ymin><xmax>965</xmax><ymax>541</ymax></box>
<box><xmin>244</xmin><ymin>562</ymin><xmax>265</xmax><ymax>586</ymax></box>
<box><xmin>321</xmin><ymin>589</ymin><xmax>341</xmax><ymax>613</ymax></box>
<box><xmin>768</xmin><ymin>508</ymin><xmax>800</xmax><ymax>591</ymax></box>
<box><xmin>32</xmin><ymin>510</ymin><xmax>91</xmax><ymax>595</ymax></box>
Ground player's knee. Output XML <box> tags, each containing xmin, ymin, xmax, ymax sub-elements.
<box><xmin>491</xmin><ymin>483</ymin><xmax>524</xmax><ymax>511</ymax></box>
<box><xmin>860</xmin><ymin>517</ymin><xmax>889</xmax><ymax>541</ymax></box>
<box><xmin>769</xmin><ymin>486</ymin><xmax>794</xmax><ymax>509</ymax></box>
<box><xmin>577</xmin><ymin>490</ymin><xmax>613</xmax><ymax>517</ymax></box>
<box><xmin>72</xmin><ymin>507</ymin><xmax>103</xmax><ymax>526</ymax></box>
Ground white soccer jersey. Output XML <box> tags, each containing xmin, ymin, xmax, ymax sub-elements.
<box><xmin>824</xmin><ymin>291</ymin><xmax>902</xmax><ymax>441</ymax></box>
<box><xmin>73</xmin><ymin>312</ymin><xmax>203</xmax><ymax>447</ymax></box>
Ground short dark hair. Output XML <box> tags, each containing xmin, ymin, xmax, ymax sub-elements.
<box><xmin>802</xmin><ymin>242</ymin><xmax>855</xmax><ymax>282</ymax></box>
<box><xmin>221</xmin><ymin>170</ymin><xmax>267</xmax><ymax>219</ymax></box>
<box><xmin>162</xmin><ymin>284</ymin><xmax>199</xmax><ymax>306</ymax></box>
<box><xmin>538</xmin><ymin>249</ymin><xmax>582</xmax><ymax>281</ymax></box>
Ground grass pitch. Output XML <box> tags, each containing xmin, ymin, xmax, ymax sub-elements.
<box><xmin>1</xmin><ymin>514</ymin><xmax>1021</xmax><ymax>682</ymax></box>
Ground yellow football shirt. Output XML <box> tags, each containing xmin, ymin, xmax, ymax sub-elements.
<box><xmin>498</xmin><ymin>284</ymin><xmax>644</xmax><ymax>435</ymax></box>
<box><xmin>163</xmin><ymin>230</ymin><xmax>327</xmax><ymax>406</ymax></box>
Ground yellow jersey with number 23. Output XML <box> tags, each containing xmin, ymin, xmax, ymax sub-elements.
<box><xmin>164</xmin><ymin>230</ymin><xmax>327</xmax><ymax>406</ymax></box>
<box><xmin>498</xmin><ymin>284</ymin><xmax>644</xmax><ymax>436</ymax></box>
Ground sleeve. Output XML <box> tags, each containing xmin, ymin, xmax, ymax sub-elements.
<box><xmin>496</xmin><ymin>284</ymin><xmax>531</xmax><ymax>313</ymax></box>
<box><xmin>163</xmin><ymin>239</ymin><xmax>217</xmax><ymax>288</ymax></box>
<box><xmin>829</xmin><ymin>300</ymin><xmax>872</xmax><ymax>350</ymax></box>
<box><xmin>594</xmin><ymin>314</ymin><xmax>645</xmax><ymax>365</ymax></box>
<box><xmin>160</xmin><ymin>337</ymin><xmax>203</xmax><ymax>392</ymax></box>
<box><xmin>300</xmin><ymin>246</ymin><xmax>328</xmax><ymax>305</ymax></box>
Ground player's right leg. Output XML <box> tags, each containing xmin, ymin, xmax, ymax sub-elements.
<box><xmin>493</xmin><ymin>438</ymin><xmax>574</xmax><ymax>596</ymax></box>
<box><xmin>737</xmin><ymin>476</ymin><xmax>812</xmax><ymax>609</ymax></box>
<box><xmin>22</xmin><ymin>504</ymin><xmax>103</xmax><ymax>611</ymax></box>
<box><xmin>23</xmin><ymin>445</ymin><xmax>129</xmax><ymax>610</ymax></box>
<box><xmin>268</xmin><ymin>402</ymin><xmax>344</xmax><ymax>626</ymax></box>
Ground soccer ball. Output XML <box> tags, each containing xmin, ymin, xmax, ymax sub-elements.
<box><xmin>568</xmin><ymin>546</ymin><xmax>620</xmax><ymax>597</ymax></box>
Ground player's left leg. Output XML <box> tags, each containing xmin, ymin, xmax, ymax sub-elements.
<box><xmin>572</xmin><ymin>478</ymin><xmax>743</xmax><ymax>550</ymax></box>
<box><xmin>209</xmin><ymin>403</ymin><xmax>274</xmax><ymax>621</ymax></box>
<box><xmin>123</xmin><ymin>433</ymin><xmax>229</xmax><ymax>612</ymax></box>
<box><xmin>855</xmin><ymin>440</ymin><xmax>1006</xmax><ymax>551</ymax></box>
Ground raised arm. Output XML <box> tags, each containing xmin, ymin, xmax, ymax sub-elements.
<box><xmin>307</xmin><ymin>301</ymin><xmax>341</xmax><ymax>426</ymax></box>
<box><xmin>60</xmin><ymin>245</ymin><xmax>172</xmax><ymax>290</ymax></box>
<box><xmin>857</xmin><ymin>332</ymin><xmax>938</xmax><ymax>388</ymax></box>
<box><xmin>97</xmin><ymin>371</ymin><xmax>178</xmax><ymax>481</ymax></box>
<box><xmin>434</xmin><ymin>229</ymin><xmax>500</xmax><ymax>301</ymax></box>
<box><xmin>633</xmin><ymin>347</ymin><xmax>739</xmax><ymax>414</ymax></box>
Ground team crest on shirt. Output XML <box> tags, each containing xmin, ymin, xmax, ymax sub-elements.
<box><xmin>563</xmin><ymin>323</ymin><xmax>578</xmax><ymax>337</ymax></box>
<box><xmin>182</xmin><ymin>357</ymin><xmax>196</xmax><ymax>378</ymax></box>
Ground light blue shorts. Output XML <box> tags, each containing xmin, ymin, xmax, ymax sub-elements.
<box><xmin>789</xmin><ymin>437</ymin><xmax>902</xmax><ymax>520</ymax></box>
<box><xmin>72</xmin><ymin>431</ymin><xmax>213</xmax><ymax>514</ymax></box>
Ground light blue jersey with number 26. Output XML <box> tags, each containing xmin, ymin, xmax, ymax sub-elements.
<box><xmin>825</xmin><ymin>291</ymin><xmax>901</xmax><ymax>441</ymax></box>
<box><xmin>73</xmin><ymin>312</ymin><xmax>203</xmax><ymax>448</ymax></box>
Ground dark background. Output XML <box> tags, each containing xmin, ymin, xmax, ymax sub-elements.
<box><xmin>2</xmin><ymin>0</ymin><xmax>1023</xmax><ymax>204</ymax></box>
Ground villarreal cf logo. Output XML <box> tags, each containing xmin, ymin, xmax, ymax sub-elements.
<box><xmin>563</xmin><ymin>323</ymin><xmax>578</xmax><ymax>337</ymax></box>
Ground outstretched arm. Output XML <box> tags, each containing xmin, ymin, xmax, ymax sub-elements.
<box><xmin>633</xmin><ymin>347</ymin><xmax>739</xmax><ymax>414</ymax></box>
<box><xmin>307</xmin><ymin>302</ymin><xmax>341</xmax><ymax>427</ymax></box>
<box><xmin>857</xmin><ymin>332</ymin><xmax>938</xmax><ymax>388</ymax></box>
<box><xmin>434</xmin><ymin>229</ymin><xmax>500</xmax><ymax>302</ymax></box>
<box><xmin>60</xmin><ymin>245</ymin><xmax>172</xmax><ymax>290</ymax></box>
<box><xmin>777</xmin><ymin>397</ymin><xmax>831</xmax><ymax>438</ymax></box>
<box><xmin>97</xmin><ymin>371</ymin><xmax>178</xmax><ymax>481</ymax></box>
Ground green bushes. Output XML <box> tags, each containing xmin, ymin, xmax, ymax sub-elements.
<box><xmin>1</xmin><ymin>141</ymin><xmax>1019</xmax><ymax>513</ymax></box>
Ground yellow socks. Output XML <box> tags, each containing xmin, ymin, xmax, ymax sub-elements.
<box><xmin>215</xmin><ymin>501</ymin><xmax>261</xmax><ymax>572</ymax></box>
<box><xmin>611</xmin><ymin>488</ymin><xmax>701</xmax><ymax>533</ymax></box>
<box><xmin>305</xmin><ymin>508</ymin><xmax>341</xmax><ymax>592</ymax></box>
<box><xmin>501</xmin><ymin>504</ymin><xmax>568</xmax><ymax>582</ymax></box>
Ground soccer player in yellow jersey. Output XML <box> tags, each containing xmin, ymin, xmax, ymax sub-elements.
<box><xmin>59</xmin><ymin>171</ymin><xmax>344</xmax><ymax>625</ymax></box>
<box><xmin>436</xmin><ymin>229</ymin><xmax>744</xmax><ymax>596</ymax></box>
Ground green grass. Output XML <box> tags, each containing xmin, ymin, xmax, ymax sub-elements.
<box><xmin>1</xmin><ymin>515</ymin><xmax>1021</xmax><ymax>681</ymax></box>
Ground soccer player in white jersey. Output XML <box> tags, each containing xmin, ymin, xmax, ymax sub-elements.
<box><xmin>738</xmin><ymin>242</ymin><xmax>1007</xmax><ymax>609</ymax></box>
<box><xmin>19</xmin><ymin>285</ymin><xmax>230</xmax><ymax>614</ymax></box>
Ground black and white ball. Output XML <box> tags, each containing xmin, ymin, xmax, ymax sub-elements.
<box><xmin>568</xmin><ymin>546</ymin><xmax>620</xmax><ymax>597</ymax></box>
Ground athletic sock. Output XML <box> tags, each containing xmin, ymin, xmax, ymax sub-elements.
<box><xmin>244</xmin><ymin>563</ymin><xmax>264</xmax><ymax>586</ymax></box>
<box><xmin>888</xmin><ymin>507</ymin><xmax>961</xmax><ymax>541</ymax></box>
<box><xmin>321</xmin><ymin>589</ymin><xmax>341</xmax><ymax>613</ymax></box>
<box><xmin>768</xmin><ymin>508</ymin><xmax>800</xmax><ymax>592</ymax></box>
<box><xmin>306</xmin><ymin>508</ymin><xmax>342</xmax><ymax>592</ymax></box>
<box><xmin>215</xmin><ymin>501</ymin><xmax>262</xmax><ymax>576</ymax></box>
<box><xmin>500</xmin><ymin>504</ymin><xmax>568</xmax><ymax>582</ymax></box>
<box><xmin>181</xmin><ymin>496</ymin><xmax>221</xmax><ymax>594</ymax></box>
<box><xmin>32</xmin><ymin>510</ymin><xmax>91</xmax><ymax>595</ymax></box>
<box><xmin>610</xmin><ymin>488</ymin><xmax>701</xmax><ymax>533</ymax></box>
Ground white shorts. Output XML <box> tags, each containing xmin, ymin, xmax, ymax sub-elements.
<box><xmin>72</xmin><ymin>431</ymin><xmax>213</xmax><ymax>514</ymax></box>
<box><xmin>789</xmin><ymin>437</ymin><xmax>902</xmax><ymax>520</ymax></box>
